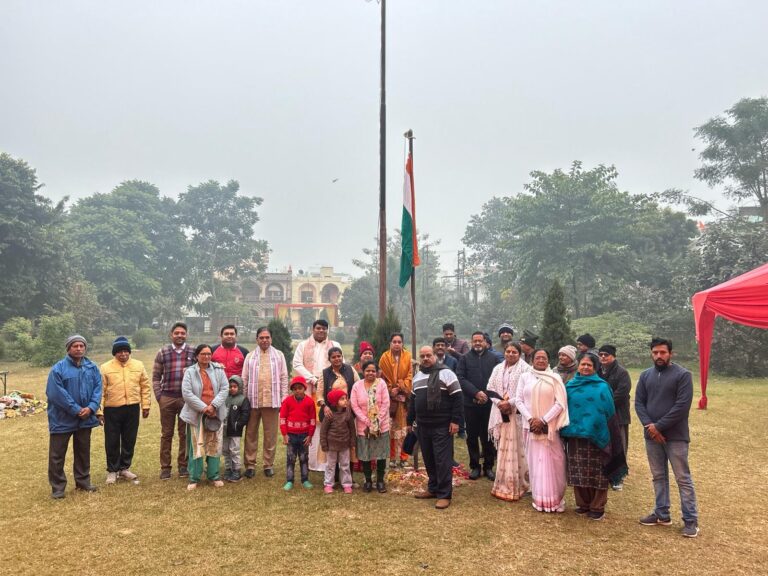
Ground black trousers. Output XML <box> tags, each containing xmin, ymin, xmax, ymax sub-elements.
<box><xmin>465</xmin><ymin>404</ymin><xmax>495</xmax><ymax>471</ymax></box>
<box><xmin>49</xmin><ymin>428</ymin><xmax>92</xmax><ymax>494</ymax></box>
<box><xmin>417</xmin><ymin>424</ymin><xmax>454</xmax><ymax>499</ymax></box>
<box><xmin>104</xmin><ymin>404</ymin><xmax>141</xmax><ymax>472</ymax></box>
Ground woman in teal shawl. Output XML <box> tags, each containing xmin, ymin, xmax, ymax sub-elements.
<box><xmin>560</xmin><ymin>352</ymin><xmax>628</xmax><ymax>521</ymax></box>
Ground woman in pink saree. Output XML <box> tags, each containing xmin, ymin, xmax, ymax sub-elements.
<box><xmin>516</xmin><ymin>349</ymin><xmax>569</xmax><ymax>512</ymax></box>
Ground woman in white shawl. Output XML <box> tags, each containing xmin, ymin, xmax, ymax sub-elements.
<box><xmin>487</xmin><ymin>342</ymin><xmax>530</xmax><ymax>501</ymax></box>
<box><xmin>515</xmin><ymin>348</ymin><xmax>569</xmax><ymax>512</ymax></box>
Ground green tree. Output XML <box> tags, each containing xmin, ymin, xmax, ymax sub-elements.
<box><xmin>464</xmin><ymin>162</ymin><xmax>697</xmax><ymax>320</ymax></box>
<box><xmin>64</xmin><ymin>180</ymin><xmax>195</xmax><ymax>330</ymax></box>
<box><xmin>371</xmin><ymin>306</ymin><xmax>402</xmax><ymax>363</ymax></box>
<box><xmin>340</xmin><ymin>233</ymin><xmax>444</xmax><ymax>343</ymax></box>
<box><xmin>571</xmin><ymin>313</ymin><xmax>652</xmax><ymax>366</ymax></box>
<box><xmin>539</xmin><ymin>280</ymin><xmax>574</xmax><ymax>360</ymax></box>
<box><xmin>695</xmin><ymin>97</ymin><xmax>768</xmax><ymax>221</ymax></box>
<box><xmin>267</xmin><ymin>318</ymin><xmax>293</xmax><ymax>371</ymax></box>
<box><xmin>177</xmin><ymin>180</ymin><xmax>268</xmax><ymax>327</ymax></box>
<box><xmin>0</xmin><ymin>152</ymin><xmax>70</xmax><ymax>323</ymax></box>
<box><xmin>1</xmin><ymin>317</ymin><xmax>35</xmax><ymax>361</ymax></box>
<box><xmin>60</xmin><ymin>280</ymin><xmax>111</xmax><ymax>341</ymax></box>
<box><xmin>299</xmin><ymin>308</ymin><xmax>317</xmax><ymax>333</ymax></box>
<box><xmin>353</xmin><ymin>311</ymin><xmax>377</xmax><ymax>361</ymax></box>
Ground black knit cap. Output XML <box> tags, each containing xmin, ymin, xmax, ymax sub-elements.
<box><xmin>577</xmin><ymin>333</ymin><xmax>596</xmax><ymax>348</ymax></box>
<box><xmin>599</xmin><ymin>344</ymin><xmax>617</xmax><ymax>356</ymax></box>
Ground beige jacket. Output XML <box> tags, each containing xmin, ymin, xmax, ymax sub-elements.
<box><xmin>99</xmin><ymin>357</ymin><xmax>152</xmax><ymax>412</ymax></box>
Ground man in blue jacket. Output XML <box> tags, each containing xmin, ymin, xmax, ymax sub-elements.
<box><xmin>46</xmin><ymin>335</ymin><xmax>102</xmax><ymax>499</ymax></box>
<box><xmin>635</xmin><ymin>337</ymin><xmax>699</xmax><ymax>538</ymax></box>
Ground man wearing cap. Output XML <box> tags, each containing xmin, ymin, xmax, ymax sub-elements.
<box><xmin>408</xmin><ymin>346</ymin><xmax>464</xmax><ymax>509</ymax></box>
<box><xmin>152</xmin><ymin>321</ymin><xmax>196</xmax><ymax>480</ymax></box>
<box><xmin>442</xmin><ymin>323</ymin><xmax>470</xmax><ymax>359</ymax></box>
<box><xmin>519</xmin><ymin>330</ymin><xmax>539</xmax><ymax>365</ymax></box>
<box><xmin>598</xmin><ymin>344</ymin><xmax>631</xmax><ymax>464</ymax></box>
<box><xmin>211</xmin><ymin>324</ymin><xmax>249</xmax><ymax>379</ymax></box>
<box><xmin>46</xmin><ymin>335</ymin><xmax>102</xmax><ymax>498</ymax></box>
<box><xmin>497</xmin><ymin>323</ymin><xmax>515</xmax><ymax>350</ymax></box>
<box><xmin>292</xmin><ymin>318</ymin><xmax>340</xmax><ymax>471</ymax></box>
<box><xmin>241</xmin><ymin>326</ymin><xmax>289</xmax><ymax>478</ymax></box>
<box><xmin>98</xmin><ymin>336</ymin><xmax>151</xmax><ymax>485</ymax></box>
<box><xmin>576</xmin><ymin>333</ymin><xmax>598</xmax><ymax>356</ymax></box>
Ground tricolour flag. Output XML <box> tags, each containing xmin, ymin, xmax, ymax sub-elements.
<box><xmin>399</xmin><ymin>152</ymin><xmax>420</xmax><ymax>287</ymax></box>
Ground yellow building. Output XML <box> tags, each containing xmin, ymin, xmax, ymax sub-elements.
<box><xmin>241</xmin><ymin>266</ymin><xmax>351</xmax><ymax>329</ymax></box>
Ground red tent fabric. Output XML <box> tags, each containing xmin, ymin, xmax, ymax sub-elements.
<box><xmin>692</xmin><ymin>262</ymin><xmax>768</xmax><ymax>409</ymax></box>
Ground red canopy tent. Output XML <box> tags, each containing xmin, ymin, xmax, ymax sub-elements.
<box><xmin>692</xmin><ymin>262</ymin><xmax>768</xmax><ymax>409</ymax></box>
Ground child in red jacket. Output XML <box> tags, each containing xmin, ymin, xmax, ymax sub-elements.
<box><xmin>280</xmin><ymin>376</ymin><xmax>316</xmax><ymax>490</ymax></box>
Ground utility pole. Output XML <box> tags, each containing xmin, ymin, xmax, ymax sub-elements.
<box><xmin>377</xmin><ymin>0</ymin><xmax>387</xmax><ymax>322</ymax></box>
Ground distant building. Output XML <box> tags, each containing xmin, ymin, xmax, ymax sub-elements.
<box><xmin>240</xmin><ymin>266</ymin><xmax>352</xmax><ymax>328</ymax></box>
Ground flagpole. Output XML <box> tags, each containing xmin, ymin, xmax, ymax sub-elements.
<box><xmin>405</xmin><ymin>129</ymin><xmax>416</xmax><ymax>356</ymax></box>
<box><xmin>377</xmin><ymin>0</ymin><xmax>387</xmax><ymax>323</ymax></box>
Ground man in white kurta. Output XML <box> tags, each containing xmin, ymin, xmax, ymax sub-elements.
<box><xmin>292</xmin><ymin>319</ymin><xmax>340</xmax><ymax>471</ymax></box>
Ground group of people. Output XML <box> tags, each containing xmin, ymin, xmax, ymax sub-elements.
<box><xmin>44</xmin><ymin>320</ymin><xmax>699</xmax><ymax>536</ymax></box>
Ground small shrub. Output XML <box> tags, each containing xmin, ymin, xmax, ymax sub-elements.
<box><xmin>1</xmin><ymin>317</ymin><xmax>35</xmax><ymax>361</ymax></box>
<box><xmin>571</xmin><ymin>313</ymin><xmax>652</xmax><ymax>366</ymax></box>
<box><xmin>132</xmin><ymin>327</ymin><xmax>157</xmax><ymax>349</ymax></box>
<box><xmin>32</xmin><ymin>313</ymin><xmax>76</xmax><ymax>367</ymax></box>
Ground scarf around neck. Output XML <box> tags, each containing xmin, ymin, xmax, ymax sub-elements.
<box><xmin>560</xmin><ymin>372</ymin><xmax>615</xmax><ymax>449</ymax></box>
<box><xmin>487</xmin><ymin>359</ymin><xmax>528</xmax><ymax>446</ymax></box>
<box><xmin>419</xmin><ymin>363</ymin><xmax>443</xmax><ymax>410</ymax></box>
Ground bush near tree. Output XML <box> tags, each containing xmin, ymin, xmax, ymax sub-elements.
<box><xmin>571</xmin><ymin>313</ymin><xmax>652</xmax><ymax>366</ymax></box>
<box><xmin>1</xmin><ymin>317</ymin><xmax>35</xmax><ymax>361</ymax></box>
<box><xmin>539</xmin><ymin>280</ymin><xmax>575</xmax><ymax>361</ymax></box>
<box><xmin>32</xmin><ymin>313</ymin><xmax>76</xmax><ymax>367</ymax></box>
<box><xmin>371</xmin><ymin>306</ymin><xmax>402</xmax><ymax>364</ymax></box>
<box><xmin>267</xmin><ymin>318</ymin><xmax>293</xmax><ymax>372</ymax></box>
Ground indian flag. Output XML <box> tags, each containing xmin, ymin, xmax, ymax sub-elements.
<box><xmin>399</xmin><ymin>152</ymin><xmax>420</xmax><ymax>287</ymax></box>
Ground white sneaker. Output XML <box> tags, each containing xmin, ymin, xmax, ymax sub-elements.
<box><xmin>119</xmin><ymin>469</ymin><xmax>138</xmax><ymax>481</ymax></box>
<box><xmin>106</xmin><ymin>472</ymin><xmax>118</xmax><ymax>485</ymax></box>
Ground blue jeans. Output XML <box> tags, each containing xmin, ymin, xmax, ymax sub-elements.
<box><xmin>644</xmin><ymin>439</ymin><xmax>698</xmax><ymax>523</ymax></box>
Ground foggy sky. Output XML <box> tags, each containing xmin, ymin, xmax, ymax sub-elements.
<box><xmin>1</xmin><ymin>0</ymin><xmax>766</xmax><ymax>275</ymax></box>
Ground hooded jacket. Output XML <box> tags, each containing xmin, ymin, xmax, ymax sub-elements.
<box><xmin>225</xmin><ymin>378</ymin><xmax>251</xmax><ymax>437</ymax></box>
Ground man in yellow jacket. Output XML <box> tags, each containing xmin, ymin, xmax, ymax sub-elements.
<box><xmin>98</xmin><ymin>336</ymin><xmax>151</xmax><ymax>484</ymax></box>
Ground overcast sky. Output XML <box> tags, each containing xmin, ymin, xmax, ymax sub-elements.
<box><xmin>1</xmin><ymin>1</ymin><xmax>766</xmax><ymax>275</ymax></box>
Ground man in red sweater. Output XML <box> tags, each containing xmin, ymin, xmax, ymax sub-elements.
<box><xmin>211</xmin><ymin>325</ymin><xmax>249</xmax><ymax>379</ymax></box>
<box><xmin>280</xmin><ymin>376</ymin><xmax>315</xmax><ymax>490</ymax></box>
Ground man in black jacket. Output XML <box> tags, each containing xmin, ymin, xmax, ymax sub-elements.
<box><xmin>408</xmin><ymin>346</ymin><xmax>464</xmax><ymax>509</ymax></box>
<box><xmin>457</xmin><ymin>332</ymin><xmax>501</xmax><ymax>480</ymax></box>
<box><xmin>598</xmin><ymin>344</ymin><xmax>632</xmax><ymax>490</ymax></box>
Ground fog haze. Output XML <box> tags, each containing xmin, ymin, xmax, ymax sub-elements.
<box><xmin>1</xmin><ymin>0</ymin><xmax>766</xmax><ymax>274</ymax></box>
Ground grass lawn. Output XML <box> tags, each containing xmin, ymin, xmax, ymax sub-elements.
<box><xmin>1</xmin><ymin>349</ymin><xmax>766</xmax><ymax>576</ymax></box>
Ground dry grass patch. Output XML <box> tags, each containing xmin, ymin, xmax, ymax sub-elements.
<box><xmin>1</xmin><ymin>352</ymin><xmax>766</xmax><ymax>575</ymax></box>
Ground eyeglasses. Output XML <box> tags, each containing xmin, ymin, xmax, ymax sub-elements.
<box><xmin>598</xmin><ymin>353</ymin><xmax>611</xmax><ymax>357</ymax></box>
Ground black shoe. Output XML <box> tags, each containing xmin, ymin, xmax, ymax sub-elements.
<box><xmin>588</xmin><ymin>511</ymin><xmax>605</xmax><ymax>521</ymax></box>
<box><xmin>468</xmin><ymin>468</ymin><xmax>481</xmax><ymax>480</ymax></box>
<box><xmin>575</xmin><ymin>507</ymin><xmax>589</xmax><ymax>515</ymax></box>
<box><xmin>363</xmin><ymin>481</ymin><xmax>373</xmax><ymax>493</ymax></box>
<box><xmin>178</xmin><ymin>467</ymin><xmax>189</xmax><ymax>478</ymax></box>
<box><xmin>264</xmin><ymin>468</ymin><xmax>274</xmax><ymax>478</ymax></box>
<box><xmin>51</xmin><ymin>491</ymin><xmax>65</xmax><ymax>500</ymax></box>
<box><xmin>485</xmin><ymin>469</ymin><xmax>496</xmax><ymax>481</ymax></box>
<box><xmin>244</xmin><ymin>469</ymin><xmax>255</xmax><ymax>479</ymax></box>
<box><xmin>76</xmin><ymin>484</ymin><xmax>98</xmax><ymax>493</ymax></box>
<box><xmin>376</xmin><ymin>482</ymin><xmax>387</xmax><ymax>493</ymax></box>
<box><xmin>159</xmin><ymin>469</ymin><xmax>171</xmax><ymax>480</ymax></box>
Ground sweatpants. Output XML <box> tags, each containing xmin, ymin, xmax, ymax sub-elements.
<box><xmin>223</xmin><ymin>436</ymin><xmax>242</xmax><ymax>471</ymax></box>
<box><xmin>324</xmin><ymin>448</ymin><xmax>352</xmax><ymax>487</ymax></box>
<box><xmin>103</xmin><ymin>404</ymin><xmax>140</xmax><ymax>473</ymax></box>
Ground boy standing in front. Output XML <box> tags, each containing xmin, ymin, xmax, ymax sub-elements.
<box><xmin>279</xmin><ymin>376</ymin><xmax>316</xmax><ymax>490</ymax></box>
